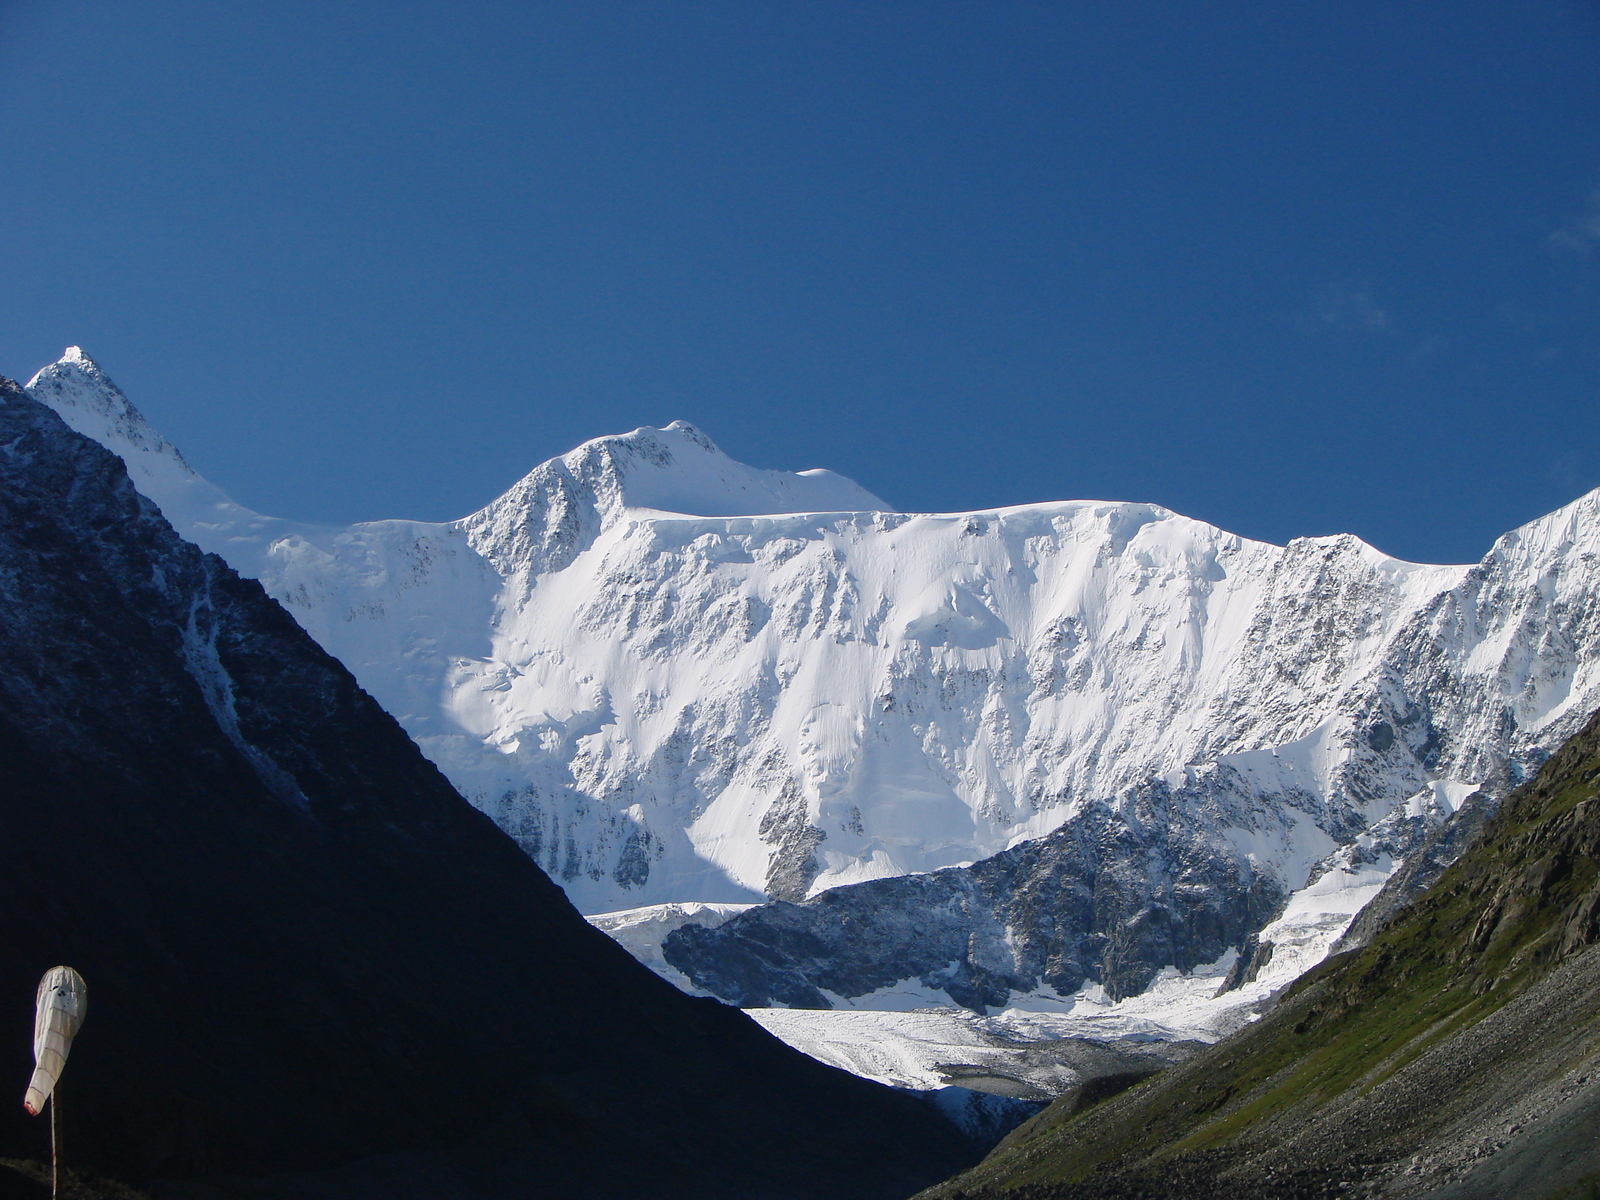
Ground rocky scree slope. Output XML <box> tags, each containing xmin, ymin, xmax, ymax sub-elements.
<box><xmin>25</xmin><ymin>349</ymin><xmax>1600</xmax><ymax>1004</ymax></box>
<box><xmin>917</xmin><ymin>701</ymin><xmax>1600</xmax><ymax>1200</ymax></box>
<box><xmin>0</xmin><ymin>376</ymin><xmax>974</xmax><ymax>1199</ymax></box>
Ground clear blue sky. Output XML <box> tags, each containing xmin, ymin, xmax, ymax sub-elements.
<box><xmin>1</xmin><ymin>1</ymin><xmax>1596</xmax><ymax>564</ymax></box>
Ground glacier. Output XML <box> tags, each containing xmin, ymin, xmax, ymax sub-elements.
<box><xmin>26</xmin><ymin>347</ymin><xmax>1600</xmax><ymax>986</ymax></box>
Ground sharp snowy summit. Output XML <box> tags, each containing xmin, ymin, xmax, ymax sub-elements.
<box><xmin>26</xmin><ymin>348</ymin><xmax>1600</xmax><ymax>1008</ymax></box>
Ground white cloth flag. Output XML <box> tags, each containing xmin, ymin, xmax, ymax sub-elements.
<box><xmin>23</xmin><ymin>967</ymin><xmax>86</xmax><ymax>1116</ymax></box>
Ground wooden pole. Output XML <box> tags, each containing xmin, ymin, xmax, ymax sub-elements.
<box><xmin>50</xmin><ymin>1085</ymin><xmax>60</xmax><ymax>1200</ymax></box>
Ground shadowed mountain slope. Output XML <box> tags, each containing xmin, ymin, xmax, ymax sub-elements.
<box><xmin>0</xmin><ymin>376</ymin><xmax>973</xmax><ymax>1199</ymax></box>
<box><xmin>918</xmin><ymin>702</ymin><xmax>1600</xmax><ymax>1199</ymax></box>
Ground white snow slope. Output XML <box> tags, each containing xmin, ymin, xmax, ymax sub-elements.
<box><xmin>28</xmin><ymin>348</ymin><xmax>1600</xmax><ymax>919</ymax></box>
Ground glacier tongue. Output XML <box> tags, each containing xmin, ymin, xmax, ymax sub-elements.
<box><xmin>25</xmin><ymin>348</ymin><xmax>1600</xmax><ymax>959</ymax></box>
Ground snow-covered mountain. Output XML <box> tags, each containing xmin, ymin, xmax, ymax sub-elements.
<box><xmin>27</xmin><ymin>348</ymin><xmax>1600</xmax><ymax>943</ymax></box>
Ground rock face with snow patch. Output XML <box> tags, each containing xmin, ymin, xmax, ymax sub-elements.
<box><xmin>666</xmin><ymin>774</ymin><xmax>1288</xmax><ymax>1007</ymax></box>
<box><xmin>24</xmin><ymin>348</ymin><xmax>1600</xmax><ymax>1006</ymax></box>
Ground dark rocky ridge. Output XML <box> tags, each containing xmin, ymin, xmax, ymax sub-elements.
<box><xmin>1331</xmin><ymin>789</ymin><xmax>1497</xmax><ymax>953</ymax></box>
<box><xmin>1208</xmin><ymin>789</ymin><xmax>1499</xmax><ymax>996</ymax></box>
<box><xmin>666</xmin><ymin>770</ymin><xmax>1293</xmax><ymax>1009</ymax></box>
<box><xmin>0</xmin><ymin>378</ymin><xmax>973</xmax><ymax>1198</ymax></box>
<box><xmin>915</xmin><ymin>701</ymin><xmax>1600</xmax><ymax>1199</ymax></box>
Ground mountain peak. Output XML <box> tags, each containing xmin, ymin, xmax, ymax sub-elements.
<box><xmin>662</xmin><ymin>417</ymin><xmax>711</xmax><ymax>439</ymax></box>
<box><xmin>26</xmin><ymin>347</ymin><xmax>192</xmax><ymax>476</ymax></box>
<box><xmin>23</xmin><ymin>350</ymin><xmax>279</xmax><ymax>570</ymax></box>
<box><xmin>1493</xmin><ymin>484</ymin><xmax>1600</xmax><ymax>563</ymax></box>
<box><xmin>60</xmin><ymin>344</ymin><xmax>96</xmax><ymax>368</ymax></box>
<box><xmin>561</xmin><ymin>421</ymin><xmax>727</xmax><ymax>473</ymax></box>
<box><xmin>542</xmin><ymin>421</ymin><xmax>893</xmax><ymax>520</ymax></box>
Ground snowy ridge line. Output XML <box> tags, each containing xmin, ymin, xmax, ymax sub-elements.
<box><xmin>25</xmin><ymin>348</ymin><xmax>1600</xmax><ymax>950</ymax></box>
